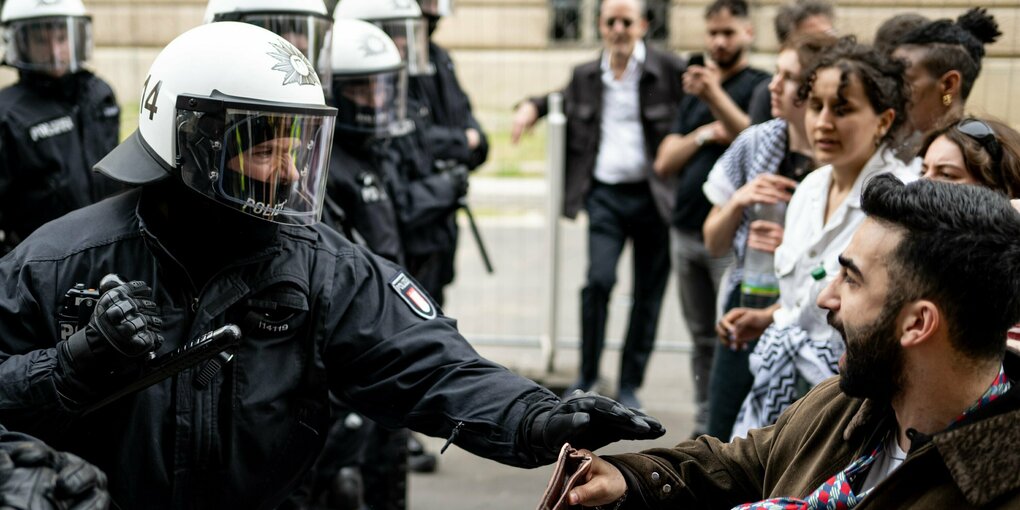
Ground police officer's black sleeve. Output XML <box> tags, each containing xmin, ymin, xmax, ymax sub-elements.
<box><xmin>423</xmin><ymin>51</ymin><xmax>489</xmax><ymax>170</ymax></box>
<box><xmin>0</xmin><ymin>121</ymin><xmax>15</xmax><ymax>216</ymax></box>
<box><xmin>387</xmin><ymin>164</ymin><xmax>461</xmax><ymax>231</ymax></box>
<box><xmin>424</xmin><ymin>118</ymin><xmax>488</xmax><ymax>171</ymax></box>
<box><xmin>322</xmin><ymin>247</ymin><xmax>558</xmax><ymax>468</ymax></box>
<box><xmin>0</xmin><ymin>258</ymin><xmax>82</xmax><ymax>437</ymax></box>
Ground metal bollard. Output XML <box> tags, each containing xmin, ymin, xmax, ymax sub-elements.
<box><xmin>542</xmin><ymin>93</ymin><xmax>567</xmax><ymax>375</ymax></box>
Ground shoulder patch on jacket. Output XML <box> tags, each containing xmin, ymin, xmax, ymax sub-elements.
<box><xmin>389</xmin><ymin>272</ymin><xmax>437</xmax><ymax>320</ymax></box>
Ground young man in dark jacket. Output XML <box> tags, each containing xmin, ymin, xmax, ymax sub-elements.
<box><xmin>568</xmin><ymin>176</ymin><xmax>1020</xmax><ymax>510</ymax></box>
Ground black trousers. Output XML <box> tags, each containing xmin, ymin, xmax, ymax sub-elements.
<box><xmin>580</xmin><ymin>181</ymin><xmax>670</xmax><ymax>390</ymax></box>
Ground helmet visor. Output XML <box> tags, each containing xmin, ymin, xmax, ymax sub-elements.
<box><xmin>4</xmin><ymin>16</ymin><xmax>91</xmax><ymax>76</ymax></box>
<box><xmin>238</xmin><ymin>13</ymin><xmax>333</xmax><ymax>85</ymax></box>
<box><xmin>176</xmin><ymin>96</ymin><xmax>336</xmax><ymax>226</ymax></box>
<box><xmin>333</xmin><ymin>70</ymin><xmax>407</xmax><ymax>136</ymax></box>
<box><xmin>376</xmin><ymin>18</ymin><xmax>431</xmax><ymax>76</ymax></box>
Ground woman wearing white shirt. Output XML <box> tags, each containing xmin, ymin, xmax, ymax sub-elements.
<box><xmin>731</xmin><ymin>38</ymin><xmax>918</xmax><ymax>438</ymax></box>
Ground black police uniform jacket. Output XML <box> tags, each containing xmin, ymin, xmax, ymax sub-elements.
<box><xmin>397</xmin><ymin>93</ymin><xmax>460</xmax><ymax>259</ymax></box>
<box><xmin>415</xmin><ymin>42</ymin><xmax>489</xmax><ymax>171</ymax></box>
<box><xmin>0</xmin><ymin>189</ymin><xmax>558</xmax><ymax>509</ymax></box>
<box><xmin>0</xmin><ymin>71</ymin><xmax>122</xmax><ymax>248</ymax></box>
<box><xmin>325</xmin><ymin>137</ymin><xmax>404</xmax><ymax>264</ymax></box>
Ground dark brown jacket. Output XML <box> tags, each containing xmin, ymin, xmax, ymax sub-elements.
<box><xmin>528</xmin><ymin>46</ymin><xmax>684</xmax><ymax>221</ymax></box>
<box><xmin>607</xmin><ymin>351</ymin><xmax>1020</xmax><ymax>509</ymax></box>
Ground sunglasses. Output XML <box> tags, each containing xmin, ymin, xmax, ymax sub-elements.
<box><xmin>956</xmin><ymin>119</ymin><xmax>1003</xmax><ymax>170</ymax></box>
<box><xmin>604</xmin><ymin>17</ymin><xmax>634</xmax><ymax>28</ymax></box>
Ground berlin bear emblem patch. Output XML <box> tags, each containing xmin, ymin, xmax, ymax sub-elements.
<box><xmin>390</xmin><ymin>272</ymin><xmax>437</xmax><ymax>320</ymax></box>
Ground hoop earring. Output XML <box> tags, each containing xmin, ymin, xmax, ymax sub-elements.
<box><xmin>943</xmin><ymin>94</ymin><xmax>953</xmax><ymax>107</ymax></box>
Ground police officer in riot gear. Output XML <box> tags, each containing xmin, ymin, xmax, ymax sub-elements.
<box><xmin>335</xmin><ymin>0</ymin><xmax>466</xmax><ymax>307</ymax></box>
<box><xmin>324</xmin><ymin>19</ymin><xmax>407</xmax><ymax>263</ymax></box>
<box><xmin>0</xmin><ymin>0</ymin><xmax>122</xmax><ymax>253</ymax></box>
<box><xmin>414</xmin><ymin>0</ymin><xmax>489</xmax><ymax>305</ymax></box>
<box><xmin>0</xmin><ymin>23</ymin><xmax>664</xmax><ymax>509</ymax></box>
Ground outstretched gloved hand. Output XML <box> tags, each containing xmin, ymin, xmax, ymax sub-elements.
<box><xmin>0</xmin><ymin>432</ymin><xmax>109</xmax><ymax>510</ymax></box>
<box><xmin>522</xmin><ymin>391</ymin><xmax>666</xmax><ymax>465</ymax></box>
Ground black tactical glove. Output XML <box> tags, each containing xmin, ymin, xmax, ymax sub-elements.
<box><xmin>522</xmin><ymin>391</ymin><xmax>666</xmax><ymax>465</ymax></box>
<box><xmin>0</xmin><ymin>436</ymin><xmax>109</xmax><ymax>510</ymax></box>
<box><xmin>56</xmin><ymin>279</ymin><xmax>164</xmax><ymax>402</ymax></box>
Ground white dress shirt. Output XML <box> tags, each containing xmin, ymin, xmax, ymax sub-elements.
<box><xmin>592</xmin><ymin>41</ymin><xmax>647</xmax><ymax>185</ymax></box>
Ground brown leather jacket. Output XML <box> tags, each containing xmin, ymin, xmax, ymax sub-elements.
<box><xmin>527</xmin><ymin>45</ymin><xmax>685</xmax><ymax>221</ymax></box>
<box><xmin>607</xmin><ymin>351</ymin><xmax>1020</xmax><ymax>509</ymax></box>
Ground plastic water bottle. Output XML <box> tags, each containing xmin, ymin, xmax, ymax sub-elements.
<box><xmin>740</xmin><ymin>202</ymin><xmax>786</xmax><ymax>309</ymax></box>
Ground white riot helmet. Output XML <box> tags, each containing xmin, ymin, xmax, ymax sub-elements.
<box><xmin>0</xmin><ymin>0</ymin><xmax>92</xmax><ymax>76</ymax></box>
<box><xmin>418</xmin><ymin>0</ymin><xmax>454</xmax><ymax>17</ymax></box>
<box><xmin>204</xmin><ymin>0</ymin><xmax>333</xmax><ymax>86</ymax></box>
<box><xmin>334</xmin><ymin>0</ymin><xmax>432</xmax><ymax>76</ymax></box>
<box><xmin>94</xmin><ymin>22</ymin><xmax>337</xmax><ymax>226</ymax></box>
<box><xmin>330</xmin><ymin>19</ymin><xmax>407</xmax><ymax>137</ymax></box>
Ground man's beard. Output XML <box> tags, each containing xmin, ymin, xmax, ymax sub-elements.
<box><xmin>828</xmin><ymin>303</ymin><xmax>906</xmax><ymax>403</ymax></box>
<box><xmin>713</xmin><ymin>47</ymin><xmax>744</xmax><ymax>71</ymax></box>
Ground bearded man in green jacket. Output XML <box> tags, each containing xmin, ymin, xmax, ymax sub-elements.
<box><xmin>567</xmin><ymin>174</ymin><xmax>1020</xmax><ymax>510</ymax></box>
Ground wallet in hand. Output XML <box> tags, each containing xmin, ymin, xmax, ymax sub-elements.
<box><xmin>536</xmin><ymin>443</ymin><xmax>593</xmax><ymax>510</ymax></box>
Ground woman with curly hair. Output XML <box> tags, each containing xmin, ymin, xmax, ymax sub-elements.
<box><xmin>729</xmin><ymin>37</ymin><xmax>917</xmax><ymax>437</ymax></box>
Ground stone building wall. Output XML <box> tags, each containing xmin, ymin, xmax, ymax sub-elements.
<box><xmin>5</xmin><ymin>1</ymin><xmax>1016</xmax><ymax>125</ymax></box>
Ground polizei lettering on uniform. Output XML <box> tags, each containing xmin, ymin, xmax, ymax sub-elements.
<box><xmin>29</xmin><ymin>116</ymin><xmax>74</xmax><ymax>142</ymax></box>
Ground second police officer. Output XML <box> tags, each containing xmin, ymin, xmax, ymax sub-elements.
<box><xmin>0</xmin><ymin>0</ymin><xmax>123</xmax><ymax>253</ymax></box>
<box><xmin>0</xmin><ymin>22</ymin><xmax>664</xmax><ymax>508</ymax></box>
<box><xmin>335</xmin><ymin>0</ymin><xmax>472</xmax><ymax>308</ymax></box>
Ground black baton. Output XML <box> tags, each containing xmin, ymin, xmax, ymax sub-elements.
<box><xmin>459</xmin><ymin>197</ymin><xmax>493</xmax><ymax>274</ymax></box>
<box><xmin>83</xmin><ymin>324</ymin><xmax>242</xmax><ymax>415</ymax></box>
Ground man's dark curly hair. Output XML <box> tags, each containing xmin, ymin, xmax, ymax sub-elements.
<box><xmin>796</xmin><ymin>36</ymin><xmax>909</xmax><ymax>147</ymax></box>
<box><xmin>897</xmin><ymin>8</ymin><xmax>1001</xmax><ymax>100</ymax></box>
<box><xmin>861</xmin><ymin>174</ymin><xmax>1020</xmax><ymax>361</ymax></box>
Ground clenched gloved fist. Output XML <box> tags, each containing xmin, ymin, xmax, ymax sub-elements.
<box><xmin>523</xmin><ymin>391</ymin><xmax>666</xmax><ymax>465</ymax></box>
<box><xmin>56</xmin><ymin>279</ymin><xmax>164</xmax><ymax>402</ymax></box>
<box><xmin>0</xmin><ymin>432</ymin><xmax>109</xmax><ymax>510</ymax></box>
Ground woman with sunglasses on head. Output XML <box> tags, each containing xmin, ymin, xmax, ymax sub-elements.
<box><xmin>699</xmin><ymin>32</ymin><xmax>836</xmax><ymax>440</ymax></box>
<box><xmin>920</xmin><ymin>117</ymin><xmax>1020</xmax><ymax>197</ymax></box>
<box><xmin>729</xmin><ymin>37</ymin><xmax>917</xmax><ymax>438</ymax></box>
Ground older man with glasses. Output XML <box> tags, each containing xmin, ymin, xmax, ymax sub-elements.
<box><xmin>511</xmin><ymin>0</ymin><xmax>684</xmax><ymax>410</ymax></box>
